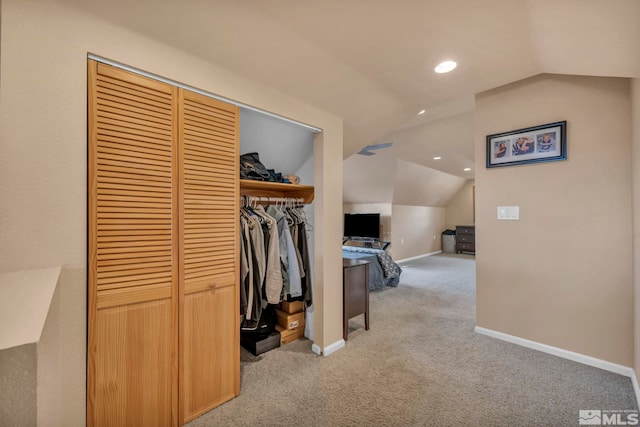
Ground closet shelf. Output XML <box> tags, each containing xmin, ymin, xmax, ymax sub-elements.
<box><xmin>240</xmin><ymin>180</ymin><xmax>315</xmax><ymax>204</ymax></box>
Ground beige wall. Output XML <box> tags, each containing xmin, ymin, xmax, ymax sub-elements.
<box><xmin>343</xmin><ymin>152</ymin><xmax>396</xmax><ymax>204</ymax></box>
<box><xmin>445</xmin><ymin>179</ymin><xmax>475</xmax><ymax>230</ymax></box>
<box><xmin>475</xmin><ymin>74</ymin><xmax>633</xmax><ymax>366</ymax></box>
<box><xmin>393</xmin><ymin>159</ymin><xmax>466</xmax><ymax>206</ymax></box>
<box><xmin>0</xmin><ymin>0</ymin><xmax>343</xmax><ymax>424</ymax></box>
<box><xmin>391</xmin><ymin>205</ymin><xmax>445</xmax><ymax>261</ymax></box>
<box><xmin>632</xmin><ymin>78</ymin><xmax>640</xmax><ymax>377</ymax></box>
<box><xmin>0</xmin><ymin>344</ymin><xmax>36</xmax><ymax>426</ymax></box>
<box><xmin>0</xmin><ymin>267</ymin><xmax>61</xmax><ymax>426</ymax></box>
<box><xmin>37</xmin><ymin>274</ymin><xmax>62</xmax><ymax>427</ymax></box>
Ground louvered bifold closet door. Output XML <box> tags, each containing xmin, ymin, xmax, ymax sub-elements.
<box><xmin>178</xmin><ymin>89</ymin><xmax>240</xmax><ymax>423</ymax></box>
<box><xmin>88</xmin><ymin>61</ymin><xmax>179</xmax><ymax>427</ymax></box>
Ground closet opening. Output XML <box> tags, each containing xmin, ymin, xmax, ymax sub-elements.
<box><xmin>238</xmin><ymin>107</ymin><xmax>316</xmax><ymax>345</ymax></box>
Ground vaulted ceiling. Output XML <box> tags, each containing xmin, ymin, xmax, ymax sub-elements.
<box><xmin>61</xmin><ymin>0</ymin><xmax>640</xmax><ymax>199</ymax></box>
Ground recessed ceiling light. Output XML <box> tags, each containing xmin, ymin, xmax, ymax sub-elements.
<box><xmin>418</xmin><ymin>110</ymin><xmax>426</xmax><ymax>115</ymax></box>
<box><xmin>435</xmin><ymin>60</ymin><xmax>457</xmax><ymax>74</ymax></box>
<box><xmin>433</xmin><ymin>156</ymin><xmax>442</xmax><ymax>160</ymax></box>
<box><xmin>464</xmin><ymin>167</ymin><xmax>471</xmax><ymax>172</ymax></box>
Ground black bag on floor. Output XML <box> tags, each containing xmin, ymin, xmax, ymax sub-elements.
<box><xmin>241</xmin><ymin>304</ymin><xmax>276</xmax><ymax>337</ymax></box>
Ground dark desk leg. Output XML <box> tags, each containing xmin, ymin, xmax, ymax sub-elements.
<box><xmin>343</xmin><ymin>267</ymin><xmax>348</xmax><ymax>341</ymax></box>
<box><xmin>344</xmin><ymin>317</ymin><xmax>348</xmax><ymax>341</ymax></box>
<box><xmin>364</xmin><ymin>266</ymin><xmax>370</xmax><ymax>331</ymax></box>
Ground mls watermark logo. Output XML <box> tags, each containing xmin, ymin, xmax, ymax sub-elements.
<box><xmin>579</xmin><ymin>409</ymin><xmax>639</xmax><ymax>425</ymax></box>
<box><xmin>579</xmin><ymin>410</ymin><xmax>602</xmax><ymax>425</ymax></box>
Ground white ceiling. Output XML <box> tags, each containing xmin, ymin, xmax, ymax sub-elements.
<box><xmin>61</xmin><ymin>0</ymin><xmax>640</xmax><ymax>184</ymax></box>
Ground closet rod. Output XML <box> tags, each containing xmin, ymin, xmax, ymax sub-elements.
<box><xmin>243</xmin><ymin>195</ymin><xmax>305</xmax><ymax>205</ymax></box>
<box><xmin>87</xmin><ymin>53</ymin><xmax>322</xmax><ymax>133</ymax></box>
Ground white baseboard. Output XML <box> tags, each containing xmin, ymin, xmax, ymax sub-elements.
<box><xmin>317</xmin><ymin>339</ymin><xmax>345</xmax><ymax>357</ymax></box>
<box><xmin>475</xmin><ymin>326</ymin><xmax>636</xmax><ymax>378</ymax></box>
<box><xmin>397</xmin><ymin>250</ymin><xmax>442</xmax><ymax>264</ymax></box>
<box><xmin>632</xmin><ymin>370</ymin><xmax>640</xmax><ymax>410</ymax></box>
<box><xmin>311</xmin><ymin>343</ymin><xmax>321</xmax><ymax>356</ymax></box>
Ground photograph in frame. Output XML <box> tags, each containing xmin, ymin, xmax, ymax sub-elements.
<box><xmin>486</xmin><ymin>121</ymin><xmax>567</xmax><ymax>168</ymax></box>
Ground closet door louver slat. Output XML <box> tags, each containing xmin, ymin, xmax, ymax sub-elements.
<box><xmin>179</xmin><ymin>89</ymin><xmax>239</xmax><ymax>423</ymax></box>
<box><xmin>88</xmin><ymin>61</ymin><xmax>179</xmax><ymax>427</ymax></box>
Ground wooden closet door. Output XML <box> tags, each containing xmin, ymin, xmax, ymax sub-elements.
<box><xmin>178</xmin><ymin>89</ymin><xmax>240</xmax><ymax>423</ymax></box>
<box><xmin>88</xmin><ymin>61</ymin><xmax>179</xmax><ymax>427</ymax></box>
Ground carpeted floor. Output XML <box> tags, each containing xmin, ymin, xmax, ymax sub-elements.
<box><xmin>187</xmin><ymin>253</ymin><xmax>637</xmax><ymax>426</ymax></box>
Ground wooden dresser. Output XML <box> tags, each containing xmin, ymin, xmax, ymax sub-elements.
<box><xmin>455</xmin><ymin>225</ymin><xmax>476</xmax><ymax>255</ymax></box>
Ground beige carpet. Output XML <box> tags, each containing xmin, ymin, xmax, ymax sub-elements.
<box><xmin>187</xmin><ymin>254</ymin><xmax>637</xmax><ymax>426</ymax></box>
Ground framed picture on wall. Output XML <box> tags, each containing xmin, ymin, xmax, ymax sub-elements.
<box><xmin>486</xmin><ymin>121</ymin><xmax>567</xmax><ymax>168</ymax></box>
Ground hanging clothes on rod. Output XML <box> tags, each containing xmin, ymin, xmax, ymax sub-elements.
<box><xmin>290</xmin><ymin>205</ymin><xmax>313</xmax><ymax>304</ymax></box>
<box><xmin>253</xmin><ymin>204</ymin><xmax>282</xmax><ymax>304</ymax></box>
<box><xmin>267</xmin><ymin>202</ymin><xmax>302</xmax><ymax>299</ymax></box>
<box><xmin>240</xmin><ymin>202</ymin><xmax>264</xmax><ymax>329</ymax></box>
<box><xmin>239</xmin><ymin>195</ymin><xmax>313</xmax><ymax>332</ymax></box>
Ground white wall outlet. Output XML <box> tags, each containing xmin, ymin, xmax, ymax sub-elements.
<box><xmin>401</xmin><ymin>238</ymin><xmax>404</xmax><ymax>245</ymax></box>
<box><xmin>433</xmin><ymin>234</ymin><xmax>436</xmax><ymax>240</ymax></box>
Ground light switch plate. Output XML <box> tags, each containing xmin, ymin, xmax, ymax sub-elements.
<box><xmin>497</xmin><ymin>206</ymin><xmax>519</xmax><ymax>220</ymax></box>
